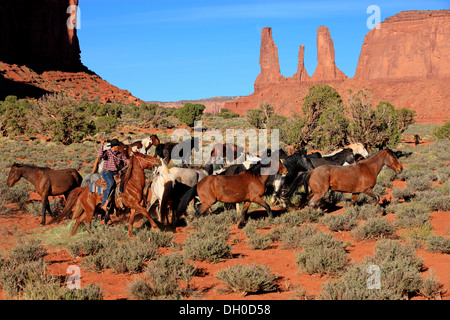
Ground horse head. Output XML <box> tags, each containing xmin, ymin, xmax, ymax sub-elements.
<box><xmin>150</xmin><ymin>134</ymin><xmax>160</xmax><ymax>146</ymax></box>
<box><xmin>137</xmin><ymin>153</ymin><xmax>160</xmax><ymax>170</ymax></box>
<box><xmin>352</xmin><ymin>143</ymin><xmax>369</xmax><ymax>158</ymax></box>
<box><xmin>6</xmin><ymin>163</ymin><xmax>22</xmax><ymax>187</ymax></box>
<box><xmin>343</xmin><ymin>148</ymin><xmax>356</xmax><ymax>165</ymax></box>
<box><xmin>385</xmin><ymin>149</ymin><xmax>403</xmax><ymax>174</ymax></box>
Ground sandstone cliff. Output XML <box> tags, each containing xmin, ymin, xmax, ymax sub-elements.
<box><xmin>311</xmin><ymin>26</ymin><xmax>347</xmax><ymax>81</ymax></box>
<box><xmin>254</xmin><ymin>27</ymin><xmax>283</xmax><ymax>91</ymax></box>
<box><xmin>355</xmin><ymin>10</ymin><xmax>450</xmax><ymax>80</ymax></box>
<box><xmin>225</xmin><ymin>10</ymin><xmax>450</xmax><ymax>123</ymax></box>
<box><xmin>0</xmin><ymin>0</ymin><xmax>140</xmax><ymax>103</ymax></box>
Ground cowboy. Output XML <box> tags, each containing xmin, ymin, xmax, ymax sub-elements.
<box><xmin>98</xmin><ymin>138</ymin><xmax>129</xmax><ymax>212</ymax></box>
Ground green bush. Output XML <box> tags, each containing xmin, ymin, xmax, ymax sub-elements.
<box><xmin>432</xmin><ymin>122</ymin><xmax>450</xmax><ymax>140</ymax></box>
<box><xmin>177</xmin><ymin>103</ymin><xmax>205</xmax><ymax>127</ymax></box>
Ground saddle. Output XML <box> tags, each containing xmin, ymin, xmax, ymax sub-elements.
<box><xmin>89</xmin><ymin>172</ymin><xmax>126</xmax><ymax>210</ymax></box>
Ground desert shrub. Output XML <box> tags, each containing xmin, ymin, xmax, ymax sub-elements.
<box><xmin>394</xmin><ymin>203</ymin><xmax>430</xmax><ymax>229</ymax></box>
<box><xmin>0</xmin><ymin>239</ymin><xmax>103</xmax><ymax>300</ymax></box>
<box><xmin>319</xmin><ymin>240</ymin><xmax>424</xmax><ymax>300</ymax></box>
<box><xmin>351</xmin><ymin>217</ymin><xmax>396</xmax><ymax>241</ymax></box>
<box><xmin>391</xmin><ymin>186</ymin><xmax>415</xmax><ymax>202</ymax></box>
<box><xmin>8</xmin><ymin>239</ymin><xmax>47</xmax><ymax>264</ymax></box>
<box><xmin>426</xmin><ymin>235</ymin><xmax>450</xmax><ymax>254</ymax></box>
<box><xmin>406</xmin><ymin>176</ymin><xmax>432</xmax><ymax>192</ymax></box>
<box><xmin>92</xmin><ymin>241</ymin><xmax>159</xmax><ymax>274</ymax></box>
<box><xmin>246</xmin><ymin>232</ymin><xmax>274</xmax><ymax>250</ymax></box>
<box><xmin>415</xmin><ymin>190</ymin><xmax>450</xmax><ymax>212</ymax></box>
<box><xmin>187</xmin><ymin>213</ymin><xmax>235</xmax><ymax>239</ymax></box>
<box><xmin>183</xmin><ymin>232</ymin><xmax>231</xmax><ymax>263</ymax></box>
<box><xmin>134</xmin><ymin>228</ymin><xmax>175</xmax><ymax>248</ymax></box>
<box><xmin>320</xmin><ymin>210</ymin><xmax>358</xmax><ymax>232</ymax></box>
<box><xmin>295</xmin><ymin>231</ymin><xmax>349</xmax><ymax>276</ymax></box>
<box><xmin>128</xmin><ymin>253</ymin><xmax>197</xmax><ymax>300</ymax></box>
<box><xmin>216</xmin><ymin>263</ymin><xmax>278</xmax><ymax>296</ymax></box>
<box><xmin>296</xmin><ymin>245</ymin><xmax>349</xmax><ymax>276</ymax></box>
<box><xmin>279</xmin><ymin>225</ymin><xmax>317</xmax><ymax>250</ymax></box>
<box><xmin>421</xmin><ymin>271</ymin><xmax>444</xmax><ymax>300</ymax></box>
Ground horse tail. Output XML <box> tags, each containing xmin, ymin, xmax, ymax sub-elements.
<box><xmin>49</xmin><ymin>187</ymin><xmax>84</xmax><ymax>224</ymax></box>
<box><xmin>177</xmin><ymin>184</ymin><xmax>198</xmax><ymax>216</ymax></box>
<box><xmin>283</xmin><ymin>171</ymin><xmax>312</xmax><ymax>199</ymax></box>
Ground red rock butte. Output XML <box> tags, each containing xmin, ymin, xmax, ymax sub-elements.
<box><xmin>225</xmin><ymin>10</ymin><xmax>450</xmax><ymax>124</ymax></box>
<box><xmin>0</xmin><ymin>0</ymin><xmax>141</xmax><ymax>104</ymax></box>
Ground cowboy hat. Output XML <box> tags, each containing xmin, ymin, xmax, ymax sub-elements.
<box><xmin>109</xmin><ymin>138</ymin><xmax>121</xmax><ymax>147</ymax></box>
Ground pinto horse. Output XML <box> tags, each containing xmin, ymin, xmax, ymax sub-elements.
<box><xmin>177</xmin><ymin>160</ymin><xmax>288</xmax><ymax>228</ymax></box>
<box><xmin>51</xmin><ymin>153</ymin><xmax>160</xmax><ymax>237</ymax></box>
<box><xmin>284</xmin><ymin>149</ymin><xmax>403</xmax><ymax>208</ymax></box>
<box><xmin>7</xmin><ymin>164</ymin><xmax>82</xmax><ymax>226</ymax></box>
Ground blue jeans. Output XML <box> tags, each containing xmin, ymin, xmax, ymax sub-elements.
<box><xmin>101</xmin><ymin>170</ymin><xmax>117</xmax><ymax>207</ymax></box>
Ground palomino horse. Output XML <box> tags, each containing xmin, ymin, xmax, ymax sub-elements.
<box><xmin>51</xmin><ymin>153</ymin><xmax>160</xmax><ymax>237</ymax></box>
<box><xmin>7</xmin><ymin>164</ymin><xmax>82</xmax><ymax>226</ymax></box>
<box><xmin>177</xmin><ymin>160</ymin><xmax>288</xmax><ymax>228</ymax></box>
<box><xmin>284</xmin><ymin>149</ymin><xmax>403</xmax><ymax>208</ymax></box>
<box><xmin>325</xmin><ymin>143</ymin><xmax>369</xmax><ymax>159</ymax></box>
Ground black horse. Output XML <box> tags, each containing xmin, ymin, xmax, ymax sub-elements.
<box><xmin>308</xmin><ymin>148</ymin><xmax>355</xmax><ymax>168</ymax></box>
<box><xmin>155</xmin><ymin>137</ymin><xmax>200</xmax><ymax>164</ymax></box>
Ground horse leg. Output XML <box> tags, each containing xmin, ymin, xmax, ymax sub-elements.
<box><xmin>40</xmin><ymin>196</ymin><xmax>51</xmax><ymax>226</ymax></box>
<box><xmin>70</xmin><ymin>211</ymin><xmax>86</xmax><ymax>236</ymax></box>
<box><xmin>363</xmin><ymin>188</ymin><xmax>380</xmax><ymax>204</ymax></box>
<box><xmin>195</xmin><ymin>201</ymin><xmax>214</xmax><ymax>219</ymax></box>
<box><xmin>128</xmin><ymin>205</ymin><xmax>159</xmax><ymax>238</ymax></box>
<box><xmin>350</xmin><ymin>193</ymin><xmax>359</xmax><ymax>205</ymax></box>
<box><xmin>237</xmin><ymin>201</ymin><xmax>251</xmax><ymax>229</ymax></box>
<box><xmin>253</xmin><ymin>197</ymin><xmax>273</xmax><ymax>219</ymax></box>
<box><xmin>128</xmin><ymin>208</ymin><xmax>137</xmax><ymax>237</ymax></box>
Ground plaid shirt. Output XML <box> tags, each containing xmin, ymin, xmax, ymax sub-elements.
<box><xmin>98</xmin><ymin>145</ymin><xmax>129</xmax><ymax>172</ymax></box>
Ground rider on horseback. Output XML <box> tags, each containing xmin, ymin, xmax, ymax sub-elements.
<box><xmin>98</xmin><ymin>138</ymin><xmax>129</xmax><ymax>212</ymax></box>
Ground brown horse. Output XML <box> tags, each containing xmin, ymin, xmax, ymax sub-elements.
<box><xmin>7</xmin><ymin>164</ymin><xmax>82</xmax><ymax>226</ymax></box>
<box><xmin>284</xmin><ymin>149</ymin><xmax>403</xmax><ymax>208</ymax></box>
<box><xmin>210</xmin><ymin>143</ymin><xmax>243</xmax><ymax>164</ymax></box>
<box><xmin>51</xmin><ymin>152</ymin><xmax>160</xmax><ymax>237</ymax></box>
<box><xmin>177</xmin><ymin>160</ymin><xmax>288</xmax><ymax>228</ymax></box>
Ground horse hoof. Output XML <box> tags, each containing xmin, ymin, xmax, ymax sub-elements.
<box><xmin>237</xmin><ymin>221</ymin><xmax>246</xmax><ymax>229</ymax></box>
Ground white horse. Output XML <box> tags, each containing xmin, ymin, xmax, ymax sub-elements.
<box><xmin>147</xmin><ymin>159</ymin><xmax>175</xmax><ymax>224</ymax></box>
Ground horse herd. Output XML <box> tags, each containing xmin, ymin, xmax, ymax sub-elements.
<box><xmin>6</xmin><ymin>135</ymin><xmax>403</xmax><ymax>237</ymax></box>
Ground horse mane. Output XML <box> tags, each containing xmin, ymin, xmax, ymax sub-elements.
<box><xmin>12</xmin><ymin>163</ymin><xmax>50</xmax><ymax>170</ymax></box>
<box><xmin>121</xmin><ymin>155</ymin><xmax>134</xmax><ymax>189</ymax></box>
<box><xmin>245</xmin><ymin>162</ymin><xmax>263</xmax><ymax>177</ymax></box>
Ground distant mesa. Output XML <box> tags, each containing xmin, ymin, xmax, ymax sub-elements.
<box><xmin>225</xmin><ymin>10</ymin><xmax>450</xmax><ymax>124</ymax></box>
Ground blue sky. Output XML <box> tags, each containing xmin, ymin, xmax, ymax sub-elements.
<box><xmin>77</xmin><ymin>0</ymin><xmax>449</xmax><ymax>102</ymax></box>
